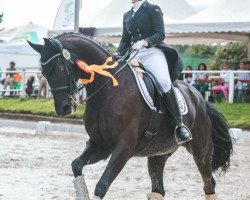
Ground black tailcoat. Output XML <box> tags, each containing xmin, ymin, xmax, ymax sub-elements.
<box><xmin>117</xmin><ymin>1</ymin><xmax>184</xmax><ymax>81</ymax></box>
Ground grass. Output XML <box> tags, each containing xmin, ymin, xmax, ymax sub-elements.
<box><xmin>0</xmin><ymin>98</ymin><xmax>85</xmax><ymax>118</ymax></box>
<box><xmin>0</xmin><ymin>98</ymin><xmax>249</xmax><ymax>129</ymax></box>
<box><xmin>215</xmin><ymin>102</ymin><xmax>250</xmax><ymax>130</ymax></box>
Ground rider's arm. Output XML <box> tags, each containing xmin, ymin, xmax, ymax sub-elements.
<box><xmin>117</xmin><ymin>13</ymin><xmax>132</xmax><ymax>55</ymax></box>
<box><xmin>144</xmin><ymin>5</ymin><xmax>165</xmax><ymax>48</ymax></box>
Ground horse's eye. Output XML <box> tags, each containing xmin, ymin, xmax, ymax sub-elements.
<box><xmin>59</xmin><ymin>66</ymin><xmax>64</xmax><ymax>71</ymax></box>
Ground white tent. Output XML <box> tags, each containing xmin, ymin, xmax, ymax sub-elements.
<box><xmin>0</xmin><ymin>23</ymin><xmax>48</xmax><ymax>70</ymax></box>
<box><xmin>0</xmin><ymin>22</ymin><xmax>48</xmax><ymax>44</ymax></box>
<box><xmin>87</xmin><ymin>0</ymin><xmax>250</xmax><ymax>58</ymax></box>
<box><xmin>164</xmin><ymin>0</ymin><xmax>250</xmax><ymax>58</ymax></box>
<box><xmin>181</xmin><ymin>0</ymin><xmax>250</xmax><ymax>23</ymax></box>
<box><xmin>0</xmin><ymin>42</ymin><xmax>40</xmax><ymax>70</ymax></box>
<box><xmin>82</xmin><ymin>0</ymin><xmax>197</xmax><ymax>28</ymax></box>
<box><xmin>166</xmin><ymin>0</ymin><xmax>250</xmax><ymax>34</ymax></box>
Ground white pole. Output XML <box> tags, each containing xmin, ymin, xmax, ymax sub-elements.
<box><xmin>248</xmin><ymin>37</ymin><xmax>250</xmax><ymax>60</ymax></box>
<box><xmin>228</xmin><ymin>70</ymin><xmax>235</xmax><ymax>103</ymax></box>
<box><xmin>74</xmin><ymin>0</ymin><xmax>81</xmax><ymax>33</ymax></box>
<box><xmin>20</xmin><ymin>70</ymin><xmax>26</xmax><ymax>98</ymax></box>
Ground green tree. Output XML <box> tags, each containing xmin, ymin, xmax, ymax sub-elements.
<box><xmin>211</xmin><ymin>42</ymin><xmax>247</xmax><ymax>69</ymax></box>
<box><xmin>0</xmin><ymin>13</ymin><xmax>3</xmax><ymax>24</ymax></box>
<box><xmin>183</xmin><ymin>44</ymin><xmax>217</xmax><ymax>57</ymax></box>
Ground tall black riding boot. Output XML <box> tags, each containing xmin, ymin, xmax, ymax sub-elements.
<box><xmin>163</xmin><ymin>86</ymin><xmax>192</xmax><ymax>144</ymax></box>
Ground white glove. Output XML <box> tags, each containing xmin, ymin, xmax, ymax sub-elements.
<box><xmin>132</xmin><ymin>40</ymin><xmax>148</xmax><ymax>50</ymax></box>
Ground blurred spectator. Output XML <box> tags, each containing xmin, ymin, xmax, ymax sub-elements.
<box><xmin>25</xmin><ymin>75</ymin><xmax>35</xmax><ymax>97</ymax></box>
<box><xmin>212</xmin><ymin>62</ymin><xmax>230</xmax><ymax>101</ymax></box>
<box><xmin>183</xmin><ymin>65</ymin><xmax>194</xmax><ymax>84</ymax></box>
<box><xmin>13</xmin><ymin>73</ymin><xmax>22</xmax><ymax>95</ymax></box>
<box><xmin>245</xmin><ymin>60</ymin><xmax>250</xmax><ymax>70</ymax></box>
<box><xmin>235</xmin><ymin>61</ymin><xmax>250</xmax><ymax>102</ymax></box>
<box><xmin>0</xmin><ymin>66</ymin><xmax>2</xmax><ymax>80</ymax></box>
<box><xmin>37</xmin><ymin>73</ymin><xmax>47</xmax><ymax>99</ymax></box>
<box><xmin>193</xmin><ymin>63</ymin><xmax>209</xmax><ymax>98</ymax></box>
<box><xmin>1</xmin><ymin>61</ymin><xmax>16</xmax><ymax>96</ymax></box>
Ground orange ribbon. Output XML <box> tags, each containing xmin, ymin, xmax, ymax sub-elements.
<box><xmin>76</xmin><ymin>57</ymin><xmax>119</xmax><ymax>86</ymax></box>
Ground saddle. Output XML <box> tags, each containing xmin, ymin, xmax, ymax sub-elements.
<box><xmin>129</xmin><ymin>60</ymin><xmax>188</xmax><ymax>153</ymax></box>
<box><xmin>129</xmin><ymin>60</ymin><xmax>188</xmax><ymax>115</ymax></box>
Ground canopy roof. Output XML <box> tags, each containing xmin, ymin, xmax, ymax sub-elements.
<box><xmin>90</xmin><ymin>0</ymin><xmax>250</xmax><ymax>44</ymax></box>
<box><xmin>182</xmin><ymin>0</ymin><xmax>250</xmax><ymax>24</ymax></box>
<box><xmin>0</xmin><ymin>22</ymin><xmax>48</xmax><ymax>44</ymax></box>
<box><xmin>82</xmin><ymin>0</ymin><xmax>197</xmax><ymax>28</ymax></box>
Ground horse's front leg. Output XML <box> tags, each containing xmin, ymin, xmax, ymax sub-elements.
<box><xmin>147</xmin><ymin>154</ymin><xmax>171</xmax><ymax>200</ymax></box>
<box><xmin>94</xmin><ymin>140</ymin><xmax>134</xmax><ymax>199</ymax></box>
<box><xmin>72</xmin><ymin>140</ymin><xmax>111</xmax><ymax>177</ymax></box>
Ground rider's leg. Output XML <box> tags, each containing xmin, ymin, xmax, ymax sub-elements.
<box><xmin>133</xmin><ymin>47</ymin><xmax>192</xmax><ymax>144</ymax></box>
<box><xmin>162</xmin><ymin>85</ymin><xmax>192</xmax><ymax>144</ymax></box>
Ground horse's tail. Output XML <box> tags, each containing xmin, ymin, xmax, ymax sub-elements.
<box><xmin>206</xmin><ymin>102</ymin><xmax>233</xmax><ymax>173</ymax></box>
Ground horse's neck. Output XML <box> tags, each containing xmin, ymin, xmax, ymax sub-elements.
<box><xmin>68</xmin><ymin>38</ymin><xmax>113</xmax><ymax>101</ymax></box>
<box><xmin>75</xmin><ymin>39</ymin><xmax>109</xmax><ymax>65</ymax></box>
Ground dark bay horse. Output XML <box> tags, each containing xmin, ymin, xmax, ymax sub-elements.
<box><xmin>28</xmin><ymin>33</ymin><xmax>233</xmax><ymax>200</ymax></box>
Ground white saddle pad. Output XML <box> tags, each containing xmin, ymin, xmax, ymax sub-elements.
<box><xmin>129</xmin><ymin>64</ymin><xmax>188</xmax><ymax>115</ymax></box>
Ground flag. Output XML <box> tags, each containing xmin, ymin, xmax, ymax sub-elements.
<box><xmin>53</xmin><ymin>0</ymin><xmax>78</xmax><ymax>30</ymax></box>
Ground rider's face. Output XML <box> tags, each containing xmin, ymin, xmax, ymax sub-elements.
<box><xmin>131</xmin><ymin>0</ymin><xmax>140</xmax><ymax>3</ymax></box>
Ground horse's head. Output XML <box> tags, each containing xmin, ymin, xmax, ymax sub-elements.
<box><xmin>28</xmin><ymin>38</ymin><xmax>80</xmax><ymax>116</ymax></box>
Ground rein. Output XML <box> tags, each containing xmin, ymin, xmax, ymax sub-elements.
<box><xmin>77</xmin><ymin>49</ymin><xmax>138</xmax><ymax>105</ymax></box>
<box><xmin>42</xmin><ymin>39</ymin><xmax>138</xmax><ymax>105</ymax></box>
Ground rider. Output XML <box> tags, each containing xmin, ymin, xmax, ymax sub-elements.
<box><xmin>117</xmin><ymin>0</ymin><xmax>192</xmax><ymax>144</ymax></box>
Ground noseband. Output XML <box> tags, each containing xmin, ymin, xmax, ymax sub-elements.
<box><xmin>40</xmin><ymin>39</ymin><xmax>77</xmax><ymax>95</ymax></box>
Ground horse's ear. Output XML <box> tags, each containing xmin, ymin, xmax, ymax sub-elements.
<box><xmin>43</xmin><ymin>38</ymin><xmax>55</xmax><ymax>48</ymax></box>
<box><xmin>27</xmin><ymin>41</ymin><xmax>43</xmax><ymax>54</ymax></box>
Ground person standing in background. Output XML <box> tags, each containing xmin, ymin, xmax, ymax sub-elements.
<box><xmin>37</xmin><ymin>73</ymin><xmax>47</xmax><ymax>99</ymax></box>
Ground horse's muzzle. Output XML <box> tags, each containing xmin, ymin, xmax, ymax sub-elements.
<box><xmin>56</xmin><ymin>100</ymin><xmax>74</xmax><ymax>116</ymax></box>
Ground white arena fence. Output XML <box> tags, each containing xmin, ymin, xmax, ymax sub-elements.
<box><xmin>182</xmin><ymin>70</ymin><xmax>250</xmax><ymax>103</ymax></box>
<box><xmin>0</xmin><ymin>70</ymin><xmax>86</xmax><ymax>102</ymax></box>
<box><xmin>0</xmin><ymin>70</ymin><xmax>249</xmax><ymax>103</ymax></box>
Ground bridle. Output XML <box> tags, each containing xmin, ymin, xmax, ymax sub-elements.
<box><xmin>40</xmin><ymin>39</ymin><xmax>78</xmax><ymax>100</ymax></box>
<box><xmin>40</xmin><ymin>38</ymin><xmax>138</xmax><ymax>105</ymax></box>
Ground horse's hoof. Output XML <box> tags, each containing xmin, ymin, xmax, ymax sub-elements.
<box><xmin>92</xmin><ymin>196</ymin><xmax>101</xmax><ymax>200</ymax></box>
<box><xmin>205</xmin><ymin>194</ymin><xmax>217</xmax><ymax>200</ymax></box>
<box><xmin>147</xmin><ymin>192</ymin><xmax>164</xmax><ymax>200</ymax></box>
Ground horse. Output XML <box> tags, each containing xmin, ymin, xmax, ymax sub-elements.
<box><xmin>28</xmin><ymin>33</ymin><xmax>233</xmax><ymax>200</ymax></box>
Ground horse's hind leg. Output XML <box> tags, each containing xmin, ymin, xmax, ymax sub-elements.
<box><xmin>71</xmin><ymin>140</ymin><xmax>110</xmax><ymax>177</ymax></box>
<box><xmin>147</xmin><ymin>154</ymin><xmax>171</xmax><ymax>199</ymax></box>
<box><xmin>187</xmin><ymin>143</ymin><xmax>216</xmax><ymax>200</ymax></box>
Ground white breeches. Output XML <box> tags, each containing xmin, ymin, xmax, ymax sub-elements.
<box><xmin>130</xmin><ymin>47</ymin><xmax>171</xmax><ymax>93</ymax></box>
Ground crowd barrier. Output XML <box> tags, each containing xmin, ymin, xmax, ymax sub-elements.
<box><xmin>182</xmin><ymin>70</ymin><xmax>250</xmax><ymax>103</ymax></box>
<box><xmin>0</xmin><ymin>70</ymin><xmax>249</xmax><ymax>103</ymax></box>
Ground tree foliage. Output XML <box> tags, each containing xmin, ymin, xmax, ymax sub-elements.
<box><xmin>211</xmin><ymin>42</ymin><xmax>247</xmax><ymax>69</ymax></box>
<box><xmin>183</xmin><ymin>44</ymin><xmax>217</xmax><ymax>58</ymax></box>
<box><xmin>0</xmin><ymin>13</ymin><xmax>3</xmax><ymax>24</ymax></box>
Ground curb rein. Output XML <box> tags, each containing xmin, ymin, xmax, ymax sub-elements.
<box><xmin>41</xmin><ymin>40</ymin><xmax>138</xmax><ymax>106</ymax></box>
